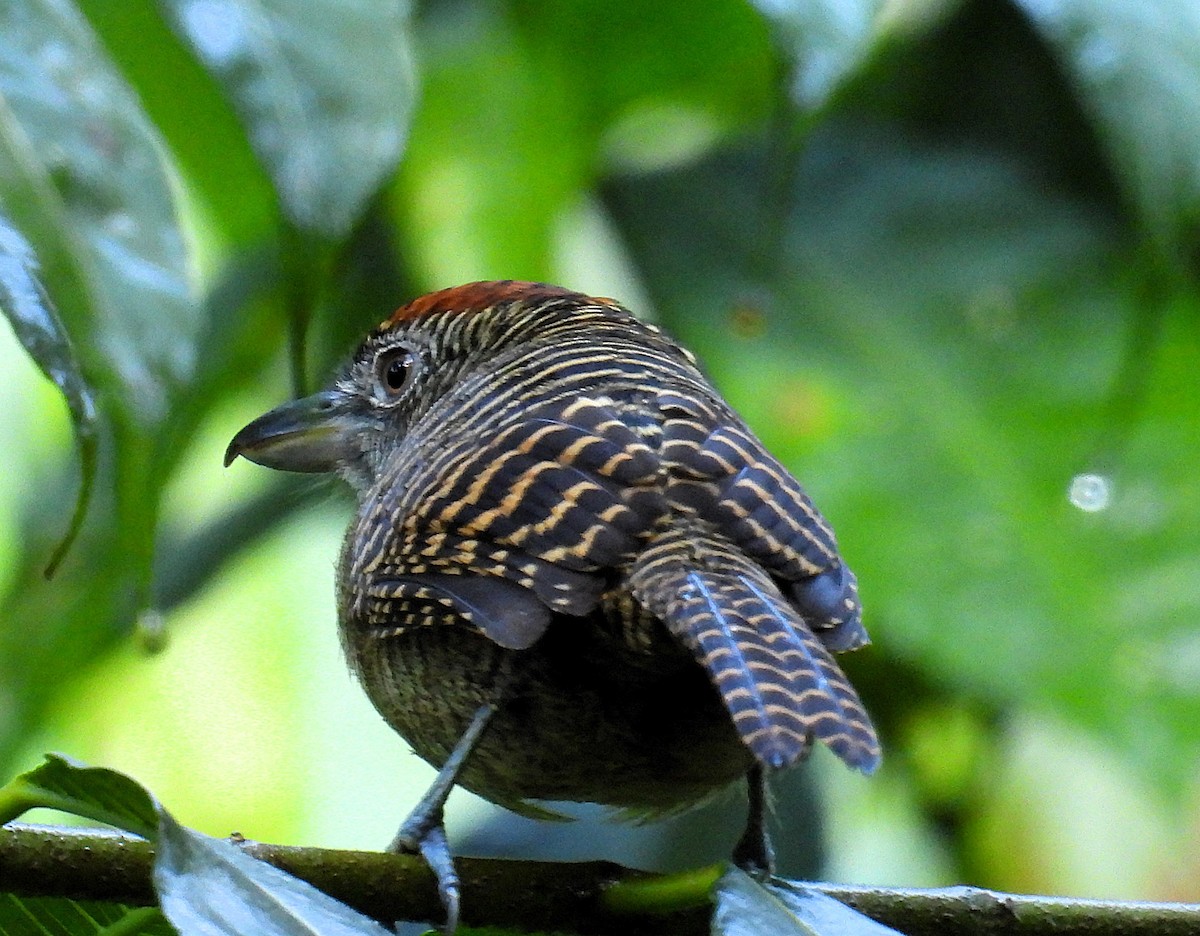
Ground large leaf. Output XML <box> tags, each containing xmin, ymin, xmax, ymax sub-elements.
<box><xmin>160</xmin><ymin>0</ymin><xmax>415</xmax><ymax>239</ymax></box>
<box><xmin>77</xmin><ymin>0</ymin><xmax>278</xmax><ymax>251</ymax></box>
<box><xmin>0</xmin><ymin>0</ymin><xmax>197</xmax><ymax>429</ymax></box>
<box><xmin>1</xmin><ymin>756</ymin><xmax>392</xmax><ymax>936</ymax></box>
<box><xmin>606</xmin><ymin>125</ymin><xmax>1200</xmax><ymax>791</ymax></box>
<box><xmin>1013</xmin><ymin>0</ymin><xmax>1200</xmax><ymax>243</ymax></box>
<box><xmin>0</xmin><ymin>0</ymin><xmax>199</xmax><ymax>783</ymax></box>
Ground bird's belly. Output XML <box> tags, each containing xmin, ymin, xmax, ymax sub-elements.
<box><xmin>341</xmin><ymin>618</ymin><xmax>752</xmax><ymax>812</ymax></box>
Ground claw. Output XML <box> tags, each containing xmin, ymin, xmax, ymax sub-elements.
<box><xmin>417</xmin><ymin>825</ymin><xmax>460</xmax><ymax>934</ymax></box>
<box><xmin>389</xmin><ymin>815</ymin><xmax>460</xmax><ymax>934</ymax></box>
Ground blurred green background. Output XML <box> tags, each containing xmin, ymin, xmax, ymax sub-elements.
<box><xmin>2</xmin><ymin>0</ymin><xmax>1199</xmax><ymax>907</ymax></box>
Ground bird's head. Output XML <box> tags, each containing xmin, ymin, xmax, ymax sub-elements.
<box><xmin>224</xmin><ymin>280</ymin><xmax>624</xmax><ymax>491</ymax></box>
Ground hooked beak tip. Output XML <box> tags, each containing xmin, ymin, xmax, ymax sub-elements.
<box><xmin>222</xmin><ymin>390</ymin><xmax>352</xmax><ymax>474</ymax></box>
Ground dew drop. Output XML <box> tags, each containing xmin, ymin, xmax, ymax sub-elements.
<box><xmin>1069</xmin><ymin>473</ymin><xmax>1112</xmax><ymax>512</ymax></box>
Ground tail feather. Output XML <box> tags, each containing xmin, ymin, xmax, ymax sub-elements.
<box><xmin>629</xmin><ymin>529</ymin><xmax>879</xmax><ymax>773</ymax></box>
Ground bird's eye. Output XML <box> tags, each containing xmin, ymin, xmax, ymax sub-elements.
<box><xmin>375</xmin><ymin>348</ymin><xmax>416</xmax><ymax>398</ymax></box>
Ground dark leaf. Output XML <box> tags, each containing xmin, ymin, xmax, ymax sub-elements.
<box><xmin>1013</xmin><ymin>0</ymin><xmax>1200</xmax><ymax>242</ymax></box>
<box><xmin>0</xmin><ymin>0</ymin><xmax>204</xmax><ymax>787</ymax></box>
<box><xmin>0</xmin><ymin>0</ymin><xmax>198</xmax><ymax>428</ymax></box>
<box><xmin>76</xmin><ymin>0</ymin><xmax>279</xmax><ymax>250</ymax></box>
<box><xmin>0</xmin><ymin>213</ymin><xmax>97</xmax><ymax>576</ymax></box>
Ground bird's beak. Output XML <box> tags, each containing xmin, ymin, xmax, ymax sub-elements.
<box><xmin>224</xmin><ymin>389</ymin><xmax>357</xmax><ymax>473</ymax></box>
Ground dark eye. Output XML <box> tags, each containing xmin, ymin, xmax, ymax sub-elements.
<box><xmin>376</xmin><ymin>348</ymin><xmax>416</xmax><ymax>397</ymax></box>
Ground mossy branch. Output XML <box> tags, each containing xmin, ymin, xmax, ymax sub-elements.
<box><xmin>2</xmin><ymin>823</ymin><xmax>1199</xmax><ymax>935</ymax></box>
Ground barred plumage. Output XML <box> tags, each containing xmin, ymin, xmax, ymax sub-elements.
<box><xmin>226</xmin><ymin>280</ymin><xmax>879</xmax><ymax>929</ymax></box>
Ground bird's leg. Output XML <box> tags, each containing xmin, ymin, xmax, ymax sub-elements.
<box><xmin>389</xmin><ymin>702</ymin><xmax>496</xmax><ymax>933</ymax></box>
<box><xmin>732</xmin><ymin>764</ymin><xmax>775</xmax><ymax>876</ymax></box>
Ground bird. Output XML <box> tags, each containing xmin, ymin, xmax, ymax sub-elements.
<box><xmin>225</xmin><ymin>280</ymin><xmax>879</xmax><ymax>930</ymax></box>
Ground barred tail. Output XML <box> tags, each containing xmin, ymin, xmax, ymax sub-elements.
<box><xmin>629</xmin><ymin>528</ymin><xmax>880</xmax><ymax>773</ymax></box>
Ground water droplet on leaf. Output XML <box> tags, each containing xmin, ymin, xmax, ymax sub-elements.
<box><xmin>1069</xmin><ymin>473</ymin><xmax>1111</xmax><ymax>512</ymax></box>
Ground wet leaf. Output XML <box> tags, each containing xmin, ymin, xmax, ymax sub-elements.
<box><xmin>76</xmin><ymin>0</ymin><xmax>279</xmax><ymax>250</ymax></box>
<box><xmin>0</xmin><ymin>0</ymin><xmax>203</xmax><ymax>787</ymax></box>
<box><xmin>0</xmin><ymin>0</ymin><xmax>198</xmax><ymax>428</ymax></box>
<box><xmin>161</xmin><ymin>0</ymin><xmax>415</xmax><ymax>238</ymax></box>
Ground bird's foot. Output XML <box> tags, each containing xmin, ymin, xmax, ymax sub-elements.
<box><xmin>386</xmin><ymin>704</ymin><xmax>496</xmax><ymax>933</ymax></box>
<box><xmin>389</xmin><ymin>811</ymin><xmax>460</xmax><ymax>934</ymax></box>
<box><xmin>732</xmin><ymin>821</ymin><xmax>776</xmax><ymax>879</ymax></box>
<box><xmin>733</xmin><ymin>763</ymin><xmax>775</xmax><ymax>879</ymax></box>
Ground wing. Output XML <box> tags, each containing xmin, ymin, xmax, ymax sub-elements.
<box><xmin>347</xmin><ymin>396</ymin><xmax>667</xmax><ymax>648</ymax></box>
<box><xmin>657</xmin><ymin>392</ymin><xmax>868</xmax><ymax>652</ymax></box>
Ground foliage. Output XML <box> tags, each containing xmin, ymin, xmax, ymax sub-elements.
<box><xmin>2</xmin><ymin>0</ymin><xmax>1200</xmax><ymax>930</ymax></box>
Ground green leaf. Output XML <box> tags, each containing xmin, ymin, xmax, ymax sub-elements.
<box><xmin>76</xmin><ymin>0</ymin><xmax>279</xmax><ymax>251</ymax></box>
<box><xmin>0</xmin><ymin>0</ymin><xmax>197</xmax><ymax>429</ymax></box>
<box><xmin>713</xmin><ymin>867</ymin><xmax>900</xmax><ymax>936</ymax></box>
<box><xmin>1013</xmin><ymin>0</ymin><xmax>1200</xmax><ymax>243</ymax></box>
<box><xmin>606</xmin><ymin>127</ymin><xmax>1200</xmax><ymax>791</ymax></box>
<box><xmin>0</xmin><ymin>756</ymin><xmax>390</xmax><ymax>935</ymax></box>
<box><xmin>0</xmin><ymin>0</ymin><xmax>199</xmax><ymax>585</ymax></box>
<box><xmin>0</xmin><ymin>212</ymin><xmax>97</xmax><ymax>576</ymax></box>
<box><xmin>748</xmin><ymin>0</ymin><xmax>887</xmax><ymax>112</ymax></box>
<box><xmin>0</xmin><ymin>755</ymin><xmax>158</xmax><ymax>839</ymax></box>
<box><xmin>0</xmin><ymin>895</ymin><xmax>174</xmax><ymax>936</ymax></box>
<box><xmin>153</xmin><ymin>812</ymin><xmax>392</xmax><ymax>936</ymax></box>
<box><xmin>160</xmin><ymin>0</ymin><xmax>416</xmax><ymax>239</ymax></box>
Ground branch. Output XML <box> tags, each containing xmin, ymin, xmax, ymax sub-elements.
<box><xmin>2</xmin><ymin>823</ymin><xmax>1198</xmax><ymax>935</ymax></box>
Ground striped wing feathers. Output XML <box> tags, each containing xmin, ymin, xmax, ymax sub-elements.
<box><xmin>630</xmin><ymin>528</ymin><xmax>879</xmax><ymax>773</ymax></box>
